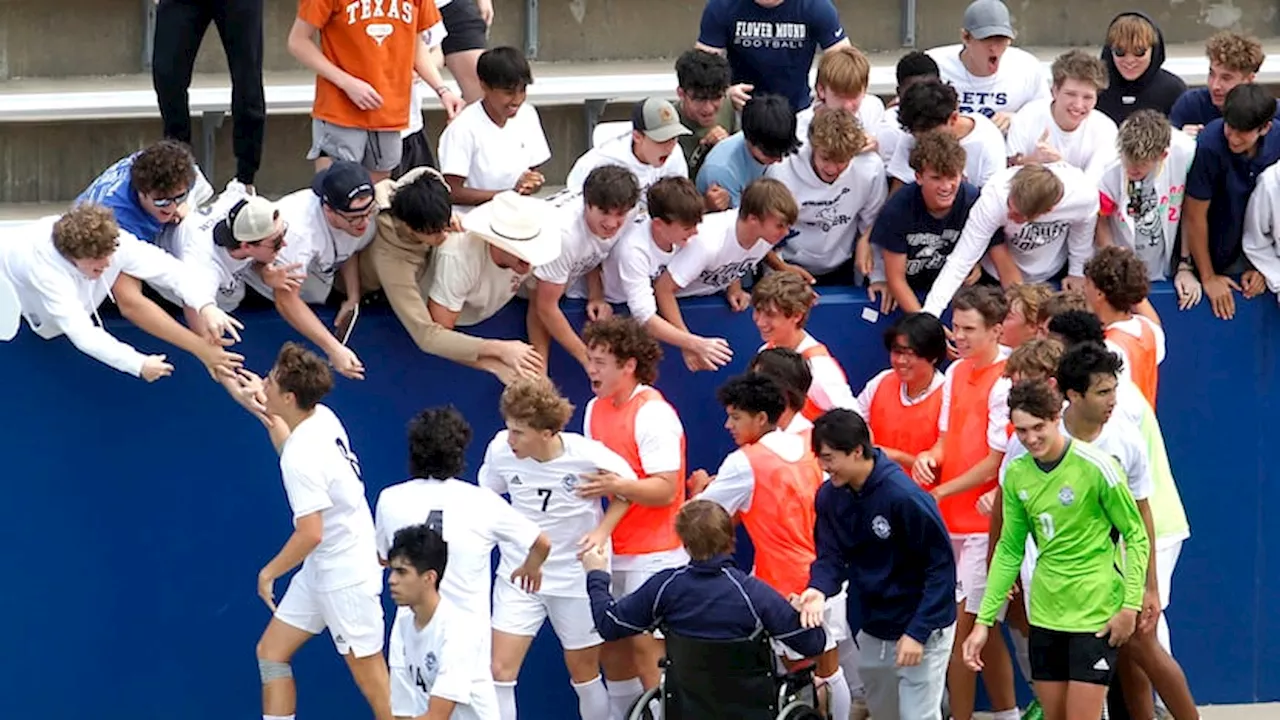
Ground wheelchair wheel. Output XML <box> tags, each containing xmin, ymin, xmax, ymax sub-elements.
<box><xmin>777</xmin><ymin>700</ymin><xmax>824</xmax><ymax>720</ymax></box>
<box><xmin>625</xmin><ymin>686</ymin><xmax>662</xmax><ymax>720</ymax></box>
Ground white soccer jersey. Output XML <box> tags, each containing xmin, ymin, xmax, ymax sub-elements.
<box><xmin>1005</xmin><ymin>99</ymin><xmax>1119</xmax><ymax>182</ymax></box>
<box><xmin>922</xmin><ymin>163</ymin><xmax>1099</xmax><ymax>317</ymax></box>
<box><xmin>374</xmin><ymin>477</ymin><xmax>543</xmax><ymax>614</ymax></box>
<box><xmin>536</xmin><ymin>193</ymin><xmax>624</xmax><ymax>299</ymax></box>
<box><xmin>665</xmin><ymin>209</ymin><xmax>771</xmax><ymax>298</ymax></box>
<box><xmin>1000</xmin><ymin>414</ymin><xmax>1153</xmax><ymax>501</ymax></box>
<box><xmin>393</xmin><ymin>599</ymin><xmax>500</xmax><ymax>720</ymax></box>
<box><xmin>887</xmin><ymin>113</ymin><xmax>1007</xmax><ymax>188</ymax></box>
<box><xmin>478</xmin><ymin>432</ymin><xmax>637</xmax><ymax>597</ymax></box>
<box><xmin>600</xmin><ymin>218</ymin><xmax>680</xmax><ymax>322</ymax></box>
<box><xmin>246</xmin><ymin>190</ymin><xmax>376</xmax><ymax>304</ymax></box>
<box><xmin>279</xmin><ymin>404</ymin><xmax>381</xmax><ymax>591</ymax></box>
<box><xmin>158</xmin><ymin>189</ymin><xmax>258</xmax><ymax>311</ymax></box>
<box><xmin>927</xmin><ymin>44</ymin><xmax>1051</xmax><ymax>119</ymax></box>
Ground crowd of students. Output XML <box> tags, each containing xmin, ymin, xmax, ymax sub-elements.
<box><xmin>0</xmin><ymin>0</ymin><xmax>1271</xmax><ymax>718</ymax></box>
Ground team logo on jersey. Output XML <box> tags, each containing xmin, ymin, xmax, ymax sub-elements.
<box><xmin>424</xmin><ymin>651</ymin><xmax>438</xmax><ymax>673</ymax></box>
<box><xmin>510</xmin><ymin>475</ymin><xmax>523</xmax><ymax>485</ymax></box>
<box><xmin>1018</xmin><ymin>490</ymin><xmax>1030</xmax><ymax>502</ymax></box>
<box><xmin>1058</xmin><ymin>486</ymin><xmax>1075</xmax><ymax>506</ymax></box>
<box><xmin>871</xmin><ymin>515</ymin><xmax>891</xmax><ymax>539</ymax></box>
<box><xmin>562</xmin><ymin>474</ymin><xmax>579</xmax><ymax>492</ymax></box>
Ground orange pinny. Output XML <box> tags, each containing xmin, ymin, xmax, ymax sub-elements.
<box><xmin>797</xmin><ymin>343</ymin><xmax>849</xmax><ymax>421</ymax></box>
<box><xmin>1106</xmin><ymin>320</ymin><xmax>1159</xmax><ymax>407</ymax></box>
<box><xmin>737</xmin><ymin>439</ymin><xmax>823</xmax><ymax>597</ymax></box>
<box><xmin>868</xmin><ymin>372</ymin><xmax>944</xmax><ymax>475</ymax></box>
<box><xmin>937</xmin><ymin>358</ymin><xmax>1008</xmax><ymax>535</ymax></box>
<box><xmin>589</xmin><ymin>387</ymin><xmax>685</xmax><ymax>556</ymax></box>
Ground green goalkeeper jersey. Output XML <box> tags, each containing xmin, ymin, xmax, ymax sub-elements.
<box><xmin>979</xmin><ymin>439</ymin><xmax>1149</xmax><ymax>632</ymax></box>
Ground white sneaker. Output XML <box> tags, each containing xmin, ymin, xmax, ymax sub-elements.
<box><xmin>225</xmin><ymin>179</ymin><xmax>256</xmax><ymax>196</ymax></box>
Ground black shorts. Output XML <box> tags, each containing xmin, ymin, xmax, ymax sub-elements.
<box><xmin>393</xmin><ymin>128</ymin><xmax>437</xmax><ymax>179</ymax></box>
<box><xmin>440</xmin><ymin>0</ymin><xmax>488</xmax><ymax>55</ymax></box>
<box><xmin>1029</xmin><ymin>626</ymin><xmax>1119</xmax><ymax>686</ymax></box>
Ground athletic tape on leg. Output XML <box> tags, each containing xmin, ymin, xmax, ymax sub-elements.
<box><xmin>258</xmin><ymin>659</ymin><xmax>293</xmax><ymax>683</ymax></box>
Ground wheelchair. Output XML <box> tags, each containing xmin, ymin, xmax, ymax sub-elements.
<box><xmin>625</xmin><ymin>630</ymin><xmax>826</xmax><ymax>720</ymax></box>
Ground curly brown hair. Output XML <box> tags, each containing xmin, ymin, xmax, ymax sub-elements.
<box><xmin>582</xmin><ymin>316</ymin><xmax>663</xmax><ymax>385</ymax></box>
<box><xmin>130</xmin><ymin>139</ymin><xmax>196</xmax><ymax>196</ymax></box>
<box><xmin>1084</xmin><ymin>245</ymin><xmax>1150</xmax><ymax>310</ymax></box>
<box><xmin>1009</xmin><ymin>378</ymin><xmax>1064</xmax><ymax>421</ymax></box>
<box><xmin>500</xmin><ymin>376</ymin><xmax>575</xmax><ymax>433</ymax></box>
<box><xmin>271</xmin><ymin>342</ymin><xmax>334</xmax><ymax>410</ymax></box>
<box><xmin>808</xmin><ymin>107</ymin><xmax>863</xmax><ymax>164</ymax></box>
<box><xmin>53</xmin><ymin>204</ymin><xmax>121</xmax><ymax>260</ymax></box>
<box><xmin>751</xmin><ymin>271</ymin><xmax>816</xmax><ymax>325</ymax></box>
<box><xmin>1206</xmin><ymin>31</ymin><xmax>1265</xmax><ymax>75</ymax></box>
<box><xmin>908</xmin><ymin>129</ymin><xmax>966</xmax><ymax>177</ymax></box>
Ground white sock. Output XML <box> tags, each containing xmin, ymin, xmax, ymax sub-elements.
<box><xmin>1011</xmin><ymin>629</ymin><xmax>1032</xmax><ymax>684</ymax></box>
<box><xmin>820</xmin><ymin>668</ymin><xmax>851</xmax><ymax>720</ymax></box>
<box><xmin>495</xmin><ymin>680</ymin><xmax>518</xmax><ymax>720</ymax></box>
<box><xmin>573</xmin><ymin>676</ymin><xmax>612</xmax><ymax>720</ymax></box>
<box><xmin>607</xmin><ymin>677</ymin><xmax>644</xmax><ymax>720</ymax></box>
<box><xmin>992</xmin><ymin>709</ymin><xmax>1021</xmax><ymax>720</ymax></box>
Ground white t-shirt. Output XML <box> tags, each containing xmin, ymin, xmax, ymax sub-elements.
<box><xmin>437</xmin><ymin>101</ymin><xmax>552</xmax><ymax>210</ymax></box>
<box><xmin>1000</xmin><ymin>414</ymin><xmax>1153</xmax><ymax>501</ymax></box>
<box><xmin>853</xmin><ymin>368</ymin><xmax>946</xmax><ymax>420</ymax></box>
<box><xmin>374</xmin><ymin>477</ymin><xmax>543</xmax><ymax>614</ymax></box>
<box><xmin>700</xmin><ymin>429</ymin><xmax>807</xmax><ymax>514</ymax></box>
<box><xmin>793</xmin><ymin>95</ymin><xmax>887</xmax><ymax>146</ymax></box>
<box><xmin>927</xmin><ymin>44</ymin><xmax>1051</xmax><ymax>119</ymax></box>
<box><xmin>426</xmin><ymin>231</ymin><xmax>530</xmax><ymax>327</ymax></box>
<box><xmin>1006</xmin><ymin>99</ymin><xmax>1119</xmax><ymax>182</ymax></box>
<box><xmin>158</xmin><ymin>189</ymin><xmax>258</xmax><ymax>311</ymax></box>
<box><xmin>759</xmin><ymin>333</ymin><xmax>857</xmax><ymax>413</ymax></box>
<box><xmin>247</xmin><ymin>190</ymin><xmax>375</xmax><ymax>304</ymax></box>
<box><xmin>392</xmin><ymin>599</ymin><xmax>500</xmax><ymax>720</ymax></box>
<box><xmin>887</xmin><ymin>113</ymin><xmax>1007</xmax><ymax>188</ymax></box>
<box><xmin>478</xmin><ymin>432</ymin><xmax>637</xmax><ymax>597</ymax></box>
<box><xmin>278</xmin><ymin>405</ymin><xmax>381</xmax><ymax>591</ymax></box>
<box><xmin>876</xmin><ymin>106</ymin><xmax>908</xmax><ymax>163</ymax></box>
<box><xmin>565</xmin><ymin>131</ymin><xmax>689</xmax><ymax>210</ymax></box>
<box><xmin>601</xmin><ymin>218</ymin><xmax>680</xmax><ymax>322</ymax></box>
<box><xmin>665</xmin><ymin>209</ymin><xmax>771</xmax><ymax>298</ymax></box>
<box><xmin>537</xmin><ymin>194</ymin><xmax>624</xmax><ymax>298</ymax></box>
<box><xmin>766</xmin><ymin>144</ymin><xmax>886</xmax><ymax>275</ymax></box>
<box><xmin>922</xmin><ymin>163</ymin><xmax>1099</xmax><ymax>317</ymax></box>
<box><xmin>937</xmin><ymin>348</ymin><xmax>1013</xmax><ymax>454</ymax></box>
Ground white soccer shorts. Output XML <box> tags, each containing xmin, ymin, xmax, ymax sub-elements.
<box><xmin>274</xmin><ymin>572</ymin><xmax>385</xmax><ymax>658</ymax></box>
<box><xmin>776</xmin><ymin>587</ymin><xmax>851</xmax><ymax>660</ymax></box>
<box><xmin>491</xmin><ymin>578</ymin><xmax>603</xmax><ymax>651</ymax></box>
<box><xmin>952</xmin><ymin>534</ymin><xmax>1007</xmax><ymax>620</ymax></box>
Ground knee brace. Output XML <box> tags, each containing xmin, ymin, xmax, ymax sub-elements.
<box><xmin>258</xmin><ymin>658</ymin><xmax>294</xmax><ymax>683</ymax></box>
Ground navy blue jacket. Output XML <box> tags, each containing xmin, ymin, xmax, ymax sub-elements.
<box><xmin>587</xmin><ymin>555</ymin><xmax>826</xmax><ymax>658</ymax></box>
<box><xmin>808</xmin><ymin>449</ymin><xmax>956</xmax><ymax>643</ymax></box>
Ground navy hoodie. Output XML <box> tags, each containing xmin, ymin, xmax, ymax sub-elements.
<box><xmin>1097</xmin><ymin>12</ymin><xmax>1186</xmax><ymax>124</ymax></box>
<box><xmin>808</xmin><ymin>449</ymin><xmax>957</xmax><ymax>644</ymax></box>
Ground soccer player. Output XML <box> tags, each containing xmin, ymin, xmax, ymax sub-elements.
<box><xmin>578</xmin><ymin>317</ymin><xmax>687</xmax><ymax>717</ymax></box>
<box><xmin>964</xmin><ymin>379</ymin><xmax>1149</xmax><ymax>720</ymax></box>
<box><xmin>1006</xmin><ymin>49</ymin><xmax>1119</xmax><ymax>181</ymax></box>
<box><xmin>751</xmin><ymin>272</ymin><xmax>856</xmax><ymax>420</ymax></box>
<box><xmin>696</xmin><ymin>374</ymin><xmax>852</xmax><ymax>720</ymax></box>
<box><xmin>1002</xmin><ymin>283</ymin><xmax>1053</xmax><ymax>348</ymax></box>
<box><xmin>797</xmin><ymin>409</ymin><xmax>957</xmax><ymax>720</ymax></box>
<box><xmin>1083</xmin><ymin>246</ymin><xmax>1165</xmax><ymax>406</ymax></box>
<box><xmin>386</xmin><ymin>524</ymin><xmax>501</xmax><ymax>720</ymax></box>
<box><xmin>373</xmin><ymin>406</ymin><xmax>552</xmax><ymax>719</ymax></box>
<box><xmin>250</xmin><ymin>342</ymin><xmax>392</xmax><ymax>720</ymax></box>
<box><xmin>479</xmin><ymin>377</ymin><xmax>635</xmax><ymax>720</ymax></box>
<box><xmin>911</xmin><ymin>286</ymin><xmax>1019</xmax><ymax>720</ymax></box>
<box><xmin>853</xmin><ymin>312</ymin><xmax>948</xmax><ymax>473</ymax></box>
<box><xmin>747</xmin><ymin>347</ymin><xmax>817</xmax><ymax>437</ymax></box>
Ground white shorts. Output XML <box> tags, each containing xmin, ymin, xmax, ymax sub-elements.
<box><xmin>774</xmin><ymin>588</ymin><xmax>850</xmax><ymax>660</ymax></box>
<box><xmin>274</xmin><ymin>572</ymin><xmax>385</xmax><ymax>658</ymax></box>
<box><xmin>952</xmin><ymin>534</ymin><xmax>1006</xmax><ymax>621</ymax></box>
<box><xmin>611</xmin><ymin>550</ymin><xmax>688</xmax><ymax>641</ymax></box>
<box><xmin>491</xmin><ymin>578</ymin><xmax>602</xmax><ymax>651</ymax></box>
<box><xmin>1156</xmin><ymin>539</ymin><xmax>1182</xmax><ymax>610</ymax></box>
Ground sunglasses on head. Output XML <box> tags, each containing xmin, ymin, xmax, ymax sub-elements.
<box><xmin>1112</xmin><ymin>46</ymin><xmax>1149</xmax><ymax>58</ymax></box>
<box><xmin>150</xmin><ymin>189</ymin><xmax>190</xmax><ymax>208</ymax></box>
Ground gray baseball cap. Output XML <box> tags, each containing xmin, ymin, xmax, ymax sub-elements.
<box><xmin>632</xmin><ymin>98</ymin><xmax>692</xmax><ymax>143</ymax></box>
<box><xmin>963</xmin><ymin>0</ymin><xmax>1016</xmax><ymax>40</ymax></box>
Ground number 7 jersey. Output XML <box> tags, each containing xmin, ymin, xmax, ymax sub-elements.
<box><xmin>478</xmin><ymin>431</ymin><xmax>637</xmax><ymax>597</ymax></box>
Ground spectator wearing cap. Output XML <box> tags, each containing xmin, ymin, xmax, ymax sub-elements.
<box><xmin>439</xmin><ymin>47</ymin><xmax>552</xmax><ymax>212</ymax></box>
<box><xmin>695</xmin><ymin>0</ymin><xmax>851</xmax><ymax>114</ymax></box>
<box><xmin>697</xmin><ymin>94</ymin><xmax>799</xmax><ymax>209</ymax></box>
<box><xmin>568</xmin><ymin>98</ymin><xmax>694</xmax><ymax>215</ymax></box>
<box><xmin>925</xmin><ymin>0</ymin><xmax>1049</xmax><ymax>134</ymax></box>
<box><xmin>425</xmin><ymin>191</ymin><xmax>564</xmax><ymax>383</ymax></box>
<box><xmin>357</xmin><ymin>167</ymin><xmax>544</xmax><ymax>383</ymax></box>
<box><xmin>245</xmin><ymin>162</ymin><xmax>378</xmax><ymax>380</ymax></box>
<box><xmin>76</xmin><ymin>140</ymin><xmax>216</xmax><ymax>246</ymax></box>
<box><xmin>674</xmin><ymin>49</ymin><xmax>736</xmax><ymax>183</ymax></box>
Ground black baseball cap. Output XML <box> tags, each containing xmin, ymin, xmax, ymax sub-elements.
<box><xmin>311</xmin><ymin>161</ymin><xmax>375</xmax><ymax>212</ymax></box>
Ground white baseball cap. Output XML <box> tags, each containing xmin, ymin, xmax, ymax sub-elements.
<box><xmin>214</xmin><ymin>196</ymin><xmax>280</xmax><ymax>247</ymax></box>
<box><xmin>461</xmin><ymin>192</ymin><xmax>562</xmax><ymax>267</ymax></box>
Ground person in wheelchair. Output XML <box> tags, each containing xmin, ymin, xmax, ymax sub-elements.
<box><xmin>582</xmin><ymin>500</ymin><xmax>827</xmax><ymax>720</ymax></box>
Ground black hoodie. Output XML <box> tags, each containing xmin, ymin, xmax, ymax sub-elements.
<box><xmin>1097</xmin><ymin>11</ymin><xmax>1187</xmax><ymax>124</ymax></box>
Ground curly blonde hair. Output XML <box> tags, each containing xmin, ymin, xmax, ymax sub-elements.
<box><xmin>500</xmin><ymin>376</ymin><xmax>575</xmax><ymax>433</ymax></box>
<box><xmin>1206</xmin><ymin>31</ymin><xmax>1265</xmax><ymax>75</ymax></box>
<box><xmin>54</xmin><ymin>204</ymin><xmax>120</xmax><ymax>260</ymax></box>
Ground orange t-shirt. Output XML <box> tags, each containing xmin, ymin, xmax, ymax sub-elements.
<box><xmin>298</xmin><ymin>0</ymin><xmax>442</xmax><ymax>131</ymax></box>
<box><xmin>867</xmin><ymin>370</ymin><xmax>944</xmax><ymax>476</ymax></box>
<box><xmin>1105</xmin><ymin>320</ymin><xmax>1159</xmax><ymax>407</ymax></box>
<box><xmin>587</xmin><ymin>387</ymin><xmax>686</xmax><ymax>557</ymax></box>
<box><xmin>738</xmin><ymin>441</ymin><xmax>822</xmax><ymax>597</ymax></box>
<box><xmin>937</xmin><ymin>355</ymin><xmax>1010</xmax><ymax>535</ymax></box>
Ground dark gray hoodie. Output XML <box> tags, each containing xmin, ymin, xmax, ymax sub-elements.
<box><xmin>1097</xmin><ymin>11</ymin><xmax>1187</xmax><ymax>124</ymax></box>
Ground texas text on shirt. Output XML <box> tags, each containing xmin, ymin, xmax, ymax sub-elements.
<box><xmin>157</xmin><ymin>189</ymin><xmax>258</xmax><ymax>312</ymax></box>
<box><xmin>665</xmin><ymin>209</ymin><xmax>771</xmax><ymax>298</ymax></box>
<box><xmin>794</xmin><ymin>96</ymin><xmax>888</xmax><ymax>149</ymax></box>
<box><xmin>1244</xmin><ymin>163</ymin><xmax>1280</xmax><ymax>299</ymax></box>
<box><xmin>870</xmin><ymin>180</ymin><xmax>990</xmax><ymax>293</ymax></box>
<box><xmin>927</xmin><ymin>44</ymin><xmax>1050</xmax><ymax>120</ymax></box>
<box><xmin>392</xmin><ymin>598</ymin><xmax>501</xmax><ymax>720</ymax></box>
<box><xmin>298</xmin><ymin>0</ymin><xmax>442</xmax><ymax>132</ymax></box>
<box><xmin>767</xmin><ymin>143</ymin><xmax>887</xmax><ymax>276</ymax></box>
<box><xmin>584</xmin><ymin>386</ymin><xmax>689</xmax><ymax>579</ymax></box>
<box><xmin>566</xmin><ymin>130</ymin><xmax>689</xmax><ymax>200</ymax></box>
<box><xmin>887</xmin><ymin>112</ymin><xmax>1008</xmax><ymax>188</ymax></box>
<box><xmin>478</xmin><ymin>431</ymin><xmax>638</xmax><ymax>596</ymax></box>
<box><xmin>600</xmin><ymin>218</ymin><xmax>678</xmax><ymax>323</ymax></box>
<box><xmin>1098</xmin><ymin>129</ymin><xmax>1195</xmax><ymax>280</ymax></box>
<box><xmin>0</xmin><ymin>217</ymin><xmax>215</xmax><ymax>378</ymax></box>
<box><xmin>437</xmin><ymin>101</ymin><xmax>552</xmax><ymax>212</ymax></box>
<box><xmin>758</xmin><ymin>333</ymin><xmax>857</xmax><ymax>417</ymax></box>
<box><xmin>1005</xmin><ymin>98</ymin><xmax>1119</xmax><ymax>181</ymax></box>
<box><xmin>922</xmin><ymin>164</ymin><xmax>1099</xmax><ymax>317</ymax></box>
<box><xmin>426</xmin><ymin>231</ymin><xmax>531</xmax><ymax>327</ymax></box>
<box><xmin>539</xmin><ymin>194</ymin><xmax>624</xmax><ymax>300</ymax></box>
<box><xmin>245</xmin><ymin>189</ymin><xmax>376</xmax><ymax>304</ymax></box>
<box><xmin>1185</xmin><ymin>117</ymin><xmax>1280</xmax><ymax>275</ymax></box>
<box><xmin>696</xmin><ymin>0</ymin><xmax>848</xmax><ymax>111</ymax></box>
<box><xmin>853</xmin><ymin>368</ymin><xmax>947</xmax><ymax>472</ymax></box>
<box><xmin>76</xmin><ymin>153</ymin><xmax>215</xmax><ymax>244</ymax></box>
